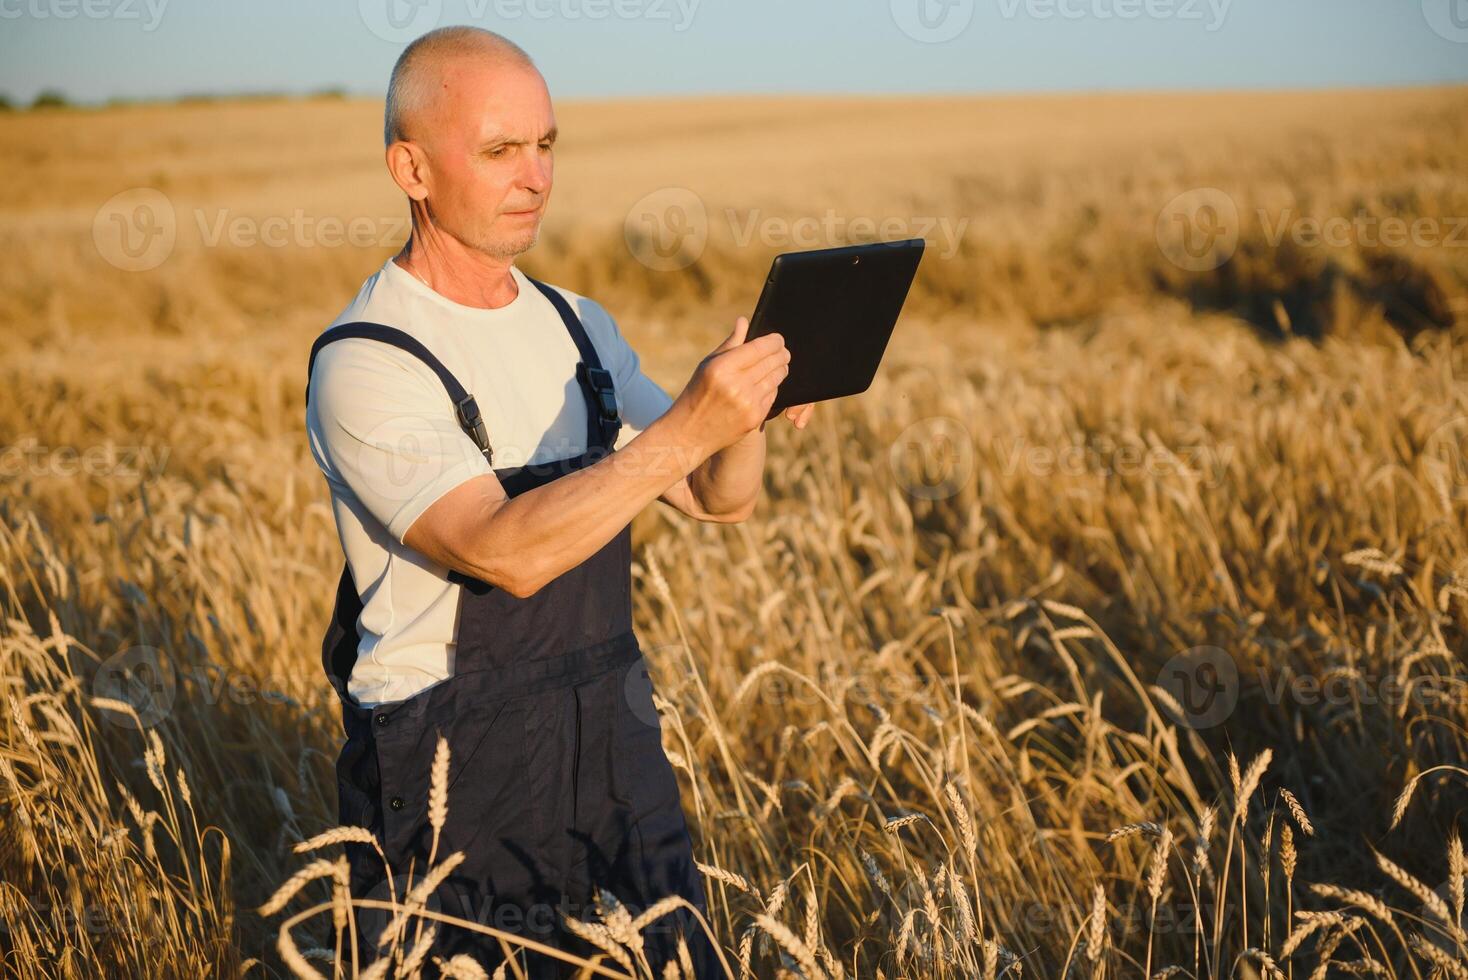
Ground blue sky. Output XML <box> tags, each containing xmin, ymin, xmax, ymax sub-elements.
<box><xmin>1</xmin><ymin>0</ymin><xmax>1466</xmax><ymax>104</ymax></box>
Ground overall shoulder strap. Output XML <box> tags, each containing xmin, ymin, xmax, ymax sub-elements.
<box><xmin>306</xmin><ymin>322</ymin><xmax>493</xmax><ymax>465</ymax></box>
<box><xmin>524</xmin><ymin>275</ymin><xmax>622</xmax><ymax>452</ymax></box>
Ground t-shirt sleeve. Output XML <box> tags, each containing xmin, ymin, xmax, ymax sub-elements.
<box><xmin>580</xmin><ymin>299</ymin><xmax>675</xmax><ymax>451</ymax></box>
<box><xmin>307</xmin><ymin>338</ymin><xmax>492</xmax><ymax>543</ymax></box>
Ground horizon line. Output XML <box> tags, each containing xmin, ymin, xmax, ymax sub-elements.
<box><xmin>12</xmin><ymin>77</ymin><xmax>1468</xmax><ymax>111</ymax></box>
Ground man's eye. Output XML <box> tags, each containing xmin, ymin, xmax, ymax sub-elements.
<box><xmin>488</xmin><ymin>146</ymin><xmax>509</xmax><ymax>158</ymax></box>
<box><xmin>539</xmin><ymin>141</ymin><xmax>554</xmax><ymax>152</ymax></box>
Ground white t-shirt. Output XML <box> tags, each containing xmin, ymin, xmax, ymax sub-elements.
<box><xmin>306</xmin><ymin>257</ymin><xmax>675</xmax><ymax>707</ymax></box>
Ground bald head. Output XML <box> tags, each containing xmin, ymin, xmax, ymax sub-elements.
<box><xmin>384</xmin><ymin>26</ymin><xmax>537</xmax><ymax>146</ymax></box>
<box><xmin>382</xmin><ymin>25</ymin><xmax>555</xmax><ymax>262</ymax></box>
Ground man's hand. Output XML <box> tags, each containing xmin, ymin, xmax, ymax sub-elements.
<box><xmin>672</xmin><ymin>315</ymin><xmax>791</xmax><ymax>457</ymax></box>
<box><xmin>654</xmin><ymin>316</ymin><xmax>817</xmax><ymax>523</ymax></box>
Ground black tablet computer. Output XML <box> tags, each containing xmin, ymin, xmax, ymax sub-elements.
<box><xmin>746</xmin><ymin>239</ymin><xmax>925</xmax><ymax>421</ymax></box>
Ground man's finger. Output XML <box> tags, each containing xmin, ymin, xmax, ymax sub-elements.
<box><xmin>719</xmin><ymin>331</ymin><xmax>785</xmax><ymax>366</ymax></box>
<box><xmin>712</xmin><ymin>316</ymin><xmax>751</xmax><ymax>354</ymax></box>
<box><xmin>754</xmin><ymin>378</ymin><xmax>789</xmax><ymax>418</ymax></box>
<box><xmin>751</xmin><ymin>352</ymin><xmax>791</xmax><ymax>390</ymax></box>
<box><xmin>717</xmin><ymin>336</ymin><xmax>788</xmax><ymax>378</ymax></box>
<box><xmin>784</xmin><ymin>403</ymin><xmax>814</xmax><ymax>428</ymax></box>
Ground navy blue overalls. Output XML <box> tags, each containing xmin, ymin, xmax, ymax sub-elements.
<box><xmin>305</xmin><ymin>276</ymin><xmax>721</xmax><ymax>978</ymax></box>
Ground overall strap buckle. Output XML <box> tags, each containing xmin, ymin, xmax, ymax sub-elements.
<box><xmin>523</xmin><ymin>276</ymin><xmax>621</xmax><ymax>453</ymax></box>
<box><xmin>308</xmin><ymin>322</ymin><xmax>496</xmax><ymax>468</ymax></box>
<box><xmin>455</xmin><ymin>394</ymin><xmax>494</xmax><ymax>465</ymax></box>
<box><xmin>578</xmin><ymin>363</ymin><xmax>621</xmax><ymax>423</ymax></box>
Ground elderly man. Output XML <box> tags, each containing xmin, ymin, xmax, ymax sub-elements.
<box><xmin>304</xmin><ymin>24</ymin><xmax>811</xmax><ymax>978</ymax></box>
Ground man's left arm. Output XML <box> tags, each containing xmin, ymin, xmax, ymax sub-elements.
<box><xmin>659</xmin><ymin>396</ymin><xmax>814</xmax><ymax>524</ymax></box>
<box><xmin>591</xmin><ymin>301</ymin><xmax>811</xmax><ymax>523</ymax></box>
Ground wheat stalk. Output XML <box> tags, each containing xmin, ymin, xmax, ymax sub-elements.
<box><xmin>754</xmin><ymin>913</ymin><xmax>823</xmax><ymax>979</ymax></box>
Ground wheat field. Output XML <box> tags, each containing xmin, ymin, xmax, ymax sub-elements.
<box><xmin>2</xmin><ymin>87</ymin><xmax>1467</xmax><ymax>978</ymax></box>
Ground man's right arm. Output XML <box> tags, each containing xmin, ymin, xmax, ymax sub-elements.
<box><xmin>402</xmin><ymin>328</ymin><xmax>791</xmax><ymax>598</ymax></box>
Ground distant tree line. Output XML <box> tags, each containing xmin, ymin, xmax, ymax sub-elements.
<box><xmin>0</xmin><ymin>87</ymin><xmax>352</xmax><ymax>112</ymax></box>
<box><xmin>0</xmin><ymin>89</ymin><xmax>70</xmax><ymax>110</ymax></box>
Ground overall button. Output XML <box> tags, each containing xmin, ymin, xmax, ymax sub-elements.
<box><xmin>389</xmin><ymin>796</ymin><xmax>406</xmax><ymax>811</ymax></box>
<box><xmin>375</xmin><ymin>714</ymin><xmax>389</xmax><ymax>728</ymax></box>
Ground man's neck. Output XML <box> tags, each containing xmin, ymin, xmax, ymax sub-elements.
<box><xmin>392</xmin><ymin>234</ymin><xmax>520</xmax><ymax>309</ymax></box>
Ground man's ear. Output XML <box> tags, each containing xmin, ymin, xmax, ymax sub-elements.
<box><xmin>386</xmin><ymin>141</ymin><xmax>430</xmax><ymax>202</ymax></box>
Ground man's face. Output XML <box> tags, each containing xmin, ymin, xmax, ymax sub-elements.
<box><xmin>412</xmin><ymin>58</ymin><xmax>556</xmax><ymax>260</ymax></box>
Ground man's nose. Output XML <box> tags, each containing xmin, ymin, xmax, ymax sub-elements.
<box><xmin>519</xmin><ymin>149</ymin><xmax>551</xmax><ymax>195</ymax></box>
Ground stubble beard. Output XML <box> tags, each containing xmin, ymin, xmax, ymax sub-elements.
<box><xmin>476</xmin><ymin>219</ymin><xmax>541</xmax><ymax>261</ymax></box>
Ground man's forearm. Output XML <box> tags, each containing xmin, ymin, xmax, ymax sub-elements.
<box><xmin>687</xmin><ymin>426</ymin><xmax>766</xmax><ymax>518</ymax></box>
<box><xmin>463</xmin><ymin>401</ymin><xmax>718</xmax><ymax>595</ymax></box>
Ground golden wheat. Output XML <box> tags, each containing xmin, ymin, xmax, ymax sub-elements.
<box><xmin>2</xmin><ymin>87</ymin><xmax>1466</xmax><ymax>978</ymax></box>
